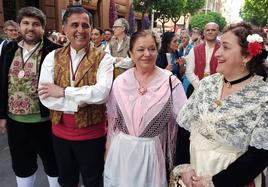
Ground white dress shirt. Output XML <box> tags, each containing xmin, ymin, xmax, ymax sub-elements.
<box><xmin>104</xmin><ymin>40</ymin><xmax>134</xmax><ymax>69</ymax></box>
<box><xmin>185</xmin><ymin>42</ymin><xmax>215</xmax><ymax>89</ymax></box>
<box><xmin>39</xmin><ymin>46</ymin><xmax>114</xmax><ymax>112</ymax></box>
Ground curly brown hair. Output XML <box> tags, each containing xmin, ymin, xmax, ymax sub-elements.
<box><xmin>223</xmin><ymin>22</ymin><xmax>267</xmax><ymax>77</ymax></box>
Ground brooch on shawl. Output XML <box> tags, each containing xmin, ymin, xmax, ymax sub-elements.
<box><xmin>214</xmin><ymin>100</ymin><xmax>222</xmax><ymax>107</ymax></box>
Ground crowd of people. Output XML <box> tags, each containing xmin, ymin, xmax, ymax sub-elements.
<box><xmin>0</xmin><ymin>5</ymin><xmax>268</xmax><ymax>187</ymax></box>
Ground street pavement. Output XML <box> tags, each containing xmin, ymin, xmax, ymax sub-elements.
<box><xmin>1</xmin><ymin>131</ymin><xmax>268</xmax><ymax>186</ymax></box>
<box><xmin>0</xmin><ymin>132</ymin><xmax>49</xmax><ymax>187</ymax></box>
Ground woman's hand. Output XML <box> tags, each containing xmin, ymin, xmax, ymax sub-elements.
<box><xmin>166</xmin><ymin>64</ymin><xmax>173</xmax><ymax>71</ymax></box>
<box><xmin>176</xmin><ymin>57</ymin><xmax>186</xmax><ymax>66</ymax></box>
<box><xmin>192</xmin><ymin>175</ymin><xmax>213</xmax><ymax>187</ymax></box>
<box><xmin>181</xmin><ymin>169</ymin><xmax>197</xmax><ymax>187</ymax></box>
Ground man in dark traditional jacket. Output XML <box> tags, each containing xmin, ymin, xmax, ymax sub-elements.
<box><xmin>0</xmin><ymin>7</ymin><xmax>61</xmax><ymax>187</ymax></box>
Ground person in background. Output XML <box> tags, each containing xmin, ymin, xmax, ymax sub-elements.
<box><xmin>156</xmin><ymin>31</ymin><xmax>184</xmax><ymax>80</ymax></box>
<box><xmin>57</xmin><ymin>32</ymin><xmax>68</xmax><ymax>46</ymax></box>
<box><xmin>177</xmin><ymin>32</ymin><xmax>193</xmax><ymax>96</ymax></box>
<box><xmin>0</xmin><ymin>7</ymin><xmax>61</xmax><ymax>187</ymax></box>
<box><xmin>91</xmin><ymin>27</ymin><xmax>106</xmax><ymax>50</ymax></box>
<box><xmin>1</xmin><ymin>20</ymin><xmax>19</xmax><ymax>41</ymax></box>
<box><xmin>178</xmin><ymin>33</ymin><xmax>193</xmax><ymax>57</ymax></box>
<box><xmin>171</xmin><ymin>22</ymin><xmax>268</xmax><ymax>187</ymax></box>
<box><xmin>38</xmin><ymin>6</ymin><xmax>114</xmax><ymax>187</ymax></box>
<box><xmin>0</xmin><ymin>20</ymin><xmax>19</xmax><ymax>54</ymax></box>
<box><xmin>103</xmin><ymin>28</ymin><xmax>113</xmax><ymax>50</ymax></box>
<box><xmin>190</xmin><ymin>27</ymin><xmax>202</xmax><ymax>47</ymax></box>
<box><xmin>177</xmin><ymin>29</ymin><xmax>187</xmax><ymax>44</ymax></box>
<box><xmin>47</xmin><ymin>31</ymin><xmax>59</xmax><ymax>44</ymax></box>
<box><xmin>104</xmin><ymin>30</ymin><xmax>187</xmax><ymax>187</ymax></box>
<box><xmin>106</xmin><ymin>18</ymin><xmax>133</xmax><ymax>76</ymax></box>
<box><xmin>185</xmin><ymin>22</ymin><xmax>220</xmax><ymax>96</ymax></box>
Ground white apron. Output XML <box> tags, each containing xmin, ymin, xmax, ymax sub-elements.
<box><xmin>104</xmin><ymin>132</ymin><xmax>167</xmax><ymax>187</ymax></box>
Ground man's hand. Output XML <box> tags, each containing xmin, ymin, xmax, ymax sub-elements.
<box><xmin>0</xmin><ymin>119</ymin><xmax>7</xmax><ymax>134</ymax></box>
<box><xmin>38</xmin><ymin>83</ymin><xmax>64</xmax><ymax>99</ymax></box>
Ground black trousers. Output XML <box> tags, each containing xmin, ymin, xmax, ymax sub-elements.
<box><xmin>53</xmin><ymin>135</ymin><xmax>106</xmax><ymax>187</ymax></box>
<box><xmin>7</xmin><ymin>118</ymin><xmax>58</xmax><ymax>177</ymax></box>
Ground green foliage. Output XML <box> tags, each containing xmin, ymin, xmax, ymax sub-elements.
<box><xmin>132</xmin><ymin>0</ymin><xmax>155</xmax><ymax>13</ymax></box>
<box><xmin>190</xmin><ymin>12</ymin><xmax>227</xmax><ymax>31</ymax></box>
<box><xmin>182</xmin><ymin>0</ymin><xmax>205</xmax><ymax>28</ymax></box>
<box><xmin>240</xmin><ymin>0</ymin><xmax>268</xmax><ymax>27</ymax></box>
<box><xmin>132</xmin><ymin>0</ymin><xmax>206</xmax><ymax>31</ymax></box>
<box><xmin>154</xmin><ymin>1</ymin><xmax>171</xmax><ymax>32</ymax></box>
<box><xmin>183</xmin><ymin>0</ymin><xmax>205</xmax><ymax>15</ymax></box>
<box><xmin>208</xmin><ymin>12</ymin><xmax>227</xmax><ymax>31</ymax></box>
<box><xmin>153</xmin><ymin>0</ymin><xmax>185</xmax><ymax>32</ymax></box>
<box><xmin>167</xmin><ymin>0</ymin><xmax>186</xmax><ymax>30</ymax></box>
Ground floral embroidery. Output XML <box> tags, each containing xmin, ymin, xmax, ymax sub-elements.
<box><xmin>8</xmin><ymin>42</ymin><xmax>43</xmax><ymax>115</ymax></box>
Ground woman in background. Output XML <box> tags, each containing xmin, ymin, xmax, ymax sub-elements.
<box><xmin>156</xmin><ymin>32</ymin><xmax>184</xmax><ymax>80</ymax></box>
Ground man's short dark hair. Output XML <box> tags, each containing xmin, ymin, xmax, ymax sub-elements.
<box><xmin>63</xmin><ymin>6</ymin><xmax>92</xmax><ymax>25</ymax></box>
<box><xmin>17</xmin><ymin>7</ymin><xmax>46</xmax><ymax>28</ymax></box>
<box><xmin>104</xmin><ymin>28</ymin><xmax>114</xmax><ymax>35</ymax></box>
<box><xmin>93</xmin><ymin>27</ymin><xmax>104</xmax><ymax>35</ymax></box>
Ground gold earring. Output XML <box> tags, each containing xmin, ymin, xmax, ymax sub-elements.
<box><xmin>241</xmin><ymin>62</ymin><xmax>246</xmax><ymax>72</ymax></box>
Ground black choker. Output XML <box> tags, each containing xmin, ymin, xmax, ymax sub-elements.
<box><xmin>224</xmin><ymin>74</ymin><xmax>252</xmax><ymax>88</ymax></box>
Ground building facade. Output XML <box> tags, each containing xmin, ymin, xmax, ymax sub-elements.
<box><xmin>0</xmin><ymin>0</ymin><xmax>133</xmax><ymax>33</ymax></box>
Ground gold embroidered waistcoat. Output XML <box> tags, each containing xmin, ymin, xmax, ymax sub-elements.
<box><xmin>50</xmin><ymin>44</ymin><xmax>106</xmax><ymax>128</ymax></box>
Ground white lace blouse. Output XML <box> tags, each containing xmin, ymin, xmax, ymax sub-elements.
<box><xmin>177</xmin><ymin>73</ymin><xmax>268</xmax><ymax>151</ymax></box>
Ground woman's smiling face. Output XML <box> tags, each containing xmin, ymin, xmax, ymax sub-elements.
<box><xmin>215</xmin><ymin>31</ymin><xmax>250</xmax><ymax>76</ymax></box>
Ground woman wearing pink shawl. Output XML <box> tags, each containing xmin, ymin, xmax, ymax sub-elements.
<box><xmin>104</xmin><ymin>30</ymin><xmax>187</xmax><ymax>187</ymax></box>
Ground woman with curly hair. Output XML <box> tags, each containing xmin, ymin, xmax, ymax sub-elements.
<box><xmin>171</xmin><ymin>22</ymin><xmax>268</xmax><ymax>187</ymax></box>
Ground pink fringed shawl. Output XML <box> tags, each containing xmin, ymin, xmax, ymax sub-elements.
<box><xmin>106</xmin><ymin>67</ymin><xmax>187</xmax><ymax>171</ymax></box>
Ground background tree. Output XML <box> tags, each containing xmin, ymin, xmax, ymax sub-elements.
<box><xmin>167</xmin><ymin>0</ymin><xmax>186</xmax><ymax>32</ymax></box>
<box><xmin>182</xmin><ymin>0</ymin><xmax>205</xmax><ymax>28</ymax></box>
<box><xmin>190</xmin><ymin>12</ymin><xmax>227</xmax><ymax>31</ymax></box>
<box><xmin>208</xmin><ymin>12</ymin><xmax>227</xmax><ymax>31</ymax></box>
<box><xmin>240</xmin><ymin>0</ymin><xmax>268</xmax><ymax>27</ymax></box>
<box><xmin>132</xmin><ymin>0</ymin><xmax>156</xmax><ymax>29</ymax></box>
<box><xmin>153</xmin><ymin>0</ymin><xmax>171</xmax><ymax>32</ymax></box>
<box><xmin>153</xmin><ymin>0</ymin><xmax>185</xmax><ymax>32</ymax></box>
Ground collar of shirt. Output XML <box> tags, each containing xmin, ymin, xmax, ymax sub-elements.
<box><xmin>70</xmin><ymin>46</ymin><xmax>86</xmax><ymax>58</ymax></box>
<box><xmin>18</xmin><ymin>40</ymin><xmax>41</xmax><ymax>60</ymax></box>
